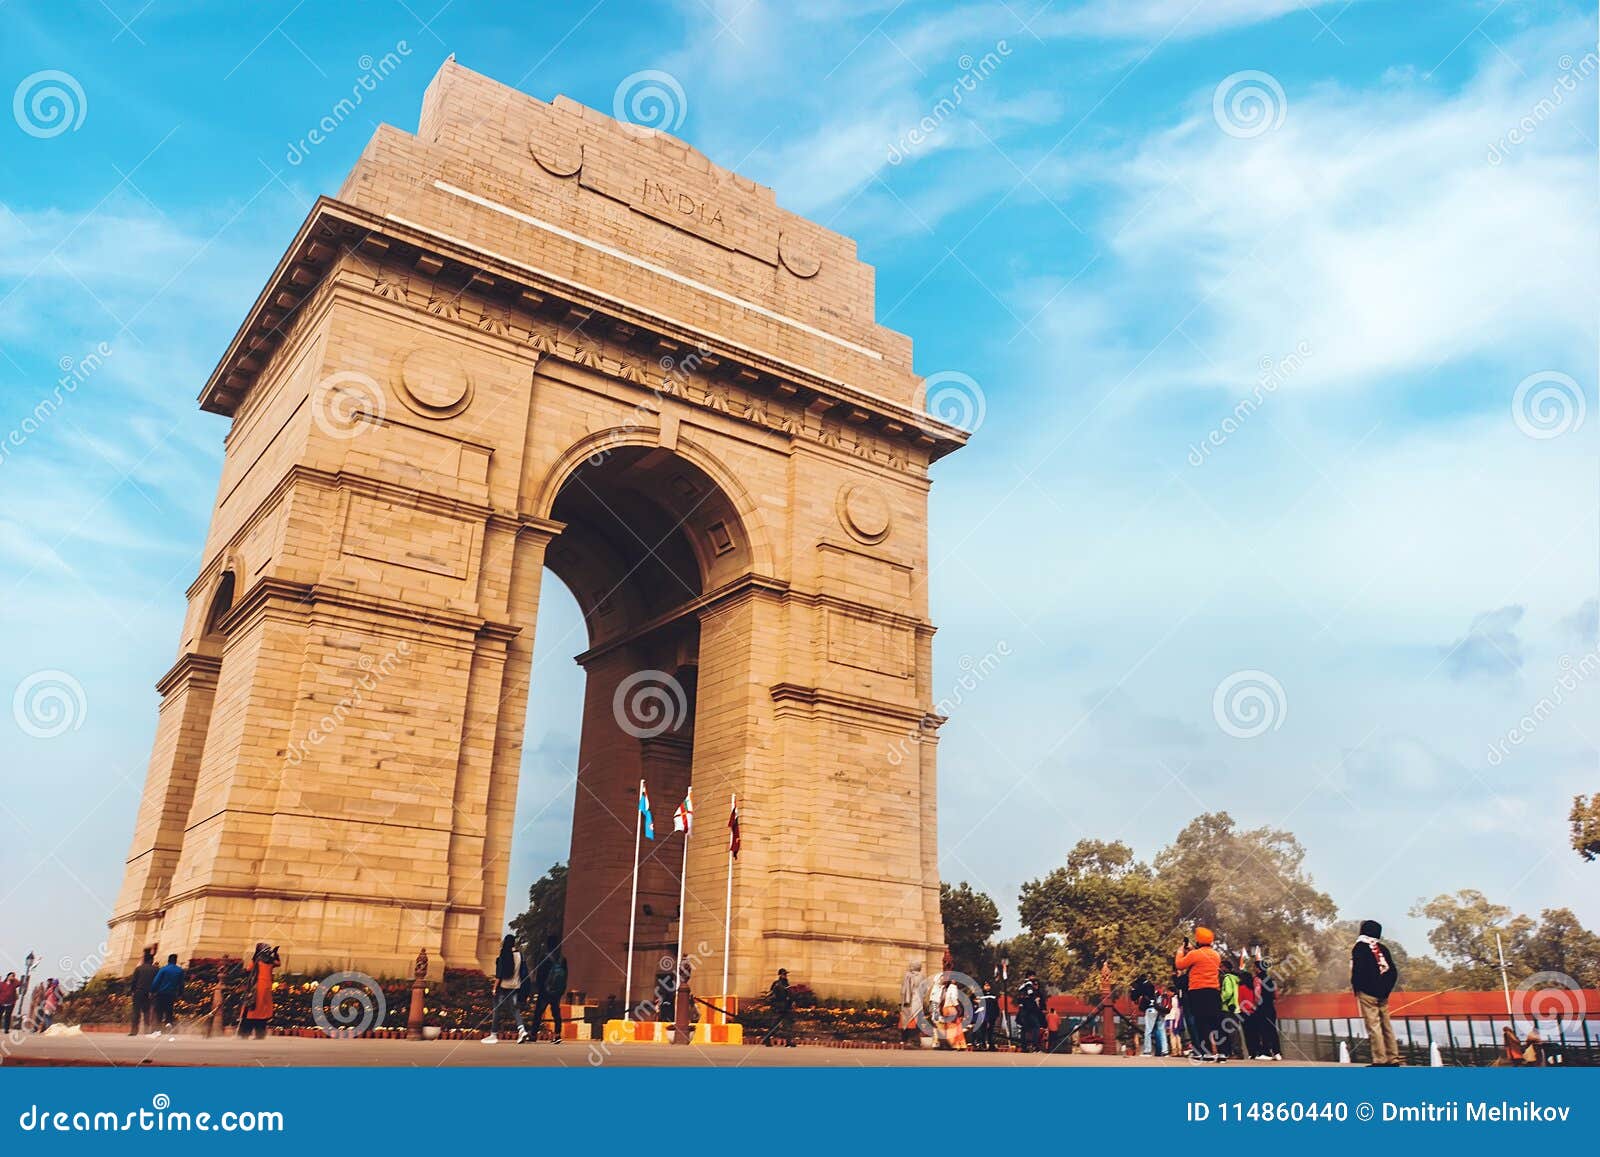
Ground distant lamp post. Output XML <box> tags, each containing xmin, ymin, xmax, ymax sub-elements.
<box><xmin>408</xmin><ymin>948</ymin><xmax>429</xmax><ymax>1039</ymax></box>
<box><xmin>21</xmin><ymin>952</ymin><xmax>36</xmax><ymax>1032</ymax></box>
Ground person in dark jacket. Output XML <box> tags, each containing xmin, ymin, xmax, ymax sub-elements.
<box><xmin>1351</xmin><ymin>919</ymin><xmax>1400</xmax><ymax>1066</ymax></box>
<box><xmin>973</xmin><ymin>981</ymin><xmax>1001</xmax><ymax>1051</ymax></box>
<box><xmin>1016</xmin><ymin>972</ymin><xmax>1045</xmax><ymax>1052</ymax></box>
<box><xmin>150</xmin><ymin>954</ymin><xmax>185</xmax><ymax>1034</ymax></box>
<box><xmin>760</xmin><ymin>968</ymin><xmax>797</xmax><ymax>1046</ymax></box>
<box><xmin>1252</xmin><ymin>958</ymin><xmax>1282</xmax><ymax>1059</ymax></box>
<box><xmin>128</xmin><ymin>950</ymin><xmax>159</xmax><ymax>1036</ymax></box>
<box><xmin>532</xmin><ymin>935</ymin><xmax>568</xmax><ymax>1043</ymax></box>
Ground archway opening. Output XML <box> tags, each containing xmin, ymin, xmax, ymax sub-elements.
<box><xmin>505</xmin><ymin>444</ymin><xmax>752</xmax><ymax>1006</ymax></box>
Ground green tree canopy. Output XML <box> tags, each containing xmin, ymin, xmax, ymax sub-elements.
<box><xmin>510</xmin><ymin>862</ymin><xmax>567</xmax><ymax>959</ymax></box>
<box><xmin>1153</xmin><ymin>812</ymin><xmax>1338</xmax><ymax>961</ymax></box>
<box><xmin>940</xmin><ymin>880</ymin><xmax>1000</xmax><ymax>977</ymax></box>
<box><xmin>1409</xmin><ymin>889</ymin><xmax>1535</xmax><ymax>989</ymax></box>
<box><xmin>1018</xmin><ymin>839</ymin><xmax>1179</xmax><ymax>998</ymax></box>
<box><xmin>1572</xmin><ymin>794</ymin><xmax>1600</xmax><ymax>861</ymax></box>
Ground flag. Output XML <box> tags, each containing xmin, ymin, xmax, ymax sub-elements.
<box><xmin>673</xmin><ymin>787</ymin><xmax>694</xmax><ymax>834</ymax></box>
<box><xmin>727</xmin><ymin>797</ymin><xmax>741</xmax><ymax>858</ymax></box>
<box><xmin>638</xmin><ymin>781</ymin><xmax>654</xmax><ymax>841</ymax></box>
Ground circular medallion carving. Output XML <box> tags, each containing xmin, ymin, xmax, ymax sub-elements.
<box><xmin>778</xmin><ymin>231</ymin><xmax>822</xmax><ymax>279</ymax></box>
<box><xmin>838</xmin><ymin>483</ymin><xmax>891</xmax><ymax>544</ymax></box>
<box><xmin>393</xmin><ymin>346</ymin><xmax>473</xmax><ymax>419</ymax></box>
<box><xmin>529</xmin><ymin>134</ymin><xmax>583</xmax><ymax>178</ymax></box>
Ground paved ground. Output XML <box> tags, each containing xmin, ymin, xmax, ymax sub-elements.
<box><xmin>3</xmin><ymin>1032</ymin><xmax>1332</xmax><ymax>1068</ymax></box>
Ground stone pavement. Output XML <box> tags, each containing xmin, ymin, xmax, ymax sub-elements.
<box><xmin>3</xmin><ymin>1034</ymin><xmax>1331</xmax><ymax>1068</ymax></box>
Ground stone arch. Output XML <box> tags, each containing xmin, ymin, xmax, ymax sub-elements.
<box><xmin>530</xmin><ymin>426</ymin><xmax>776</xmax><ymax>582</ymax></box>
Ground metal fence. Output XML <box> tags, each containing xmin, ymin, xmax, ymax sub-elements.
<box><xmin>1279</xmin><ymin>1015</ymin><xmax>1597</xmax><ymax>1066</ymax></box>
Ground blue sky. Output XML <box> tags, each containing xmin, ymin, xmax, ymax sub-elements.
<box><xmin>1</xmin><ymin>0</ymin><xmax>1596</xmax><ymax>982</ymax></box>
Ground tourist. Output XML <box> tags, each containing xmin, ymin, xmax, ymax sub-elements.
<box><xmin>1351</xmin><ymin>919</ymin><xmax>1400</xmax><ymax>1067</ymax></box>
<box><xmin>936</xmin><ymin>973</ymin><xmax>968</xmax><ymax>1051</ymax></box>
<box><xmin>128</xmin><ymin>949</ymin><xmax>159</xmax><ymax>1036</ymax></box>
<box><xmin>37</xmin><ymin>979</ymin><xmax>63</xmax><ymax>1032</ymax></box>
<box><xmin>1251</xmin><ymin>957</ymin><xmax>1282</xmax><ymax>1060</ymax></box>
<box><xmin>1148</xmin><ymin>981</ymin><xmax>1171</xmax><ymax>1057</ymax></box>
<box><xmin>532</xmin><ymin>935</ymin><xmax>568</xmax><ymax>1043</ymax></box>
<box><xmin>1132</xmin><ymin>974</ymin><xmax>1168</xmax><ymax>1057</ymax></box>
<box><xmin>973</xmin><ymin>981</ymin><xmax>1000</xmax><ymax>1051</ymax></box>
<box><xmin>237</xmin><ymin>944</ymin><xmax>280</xmax><ymax>1039</ymax></box>
<box><xmin>1165</xmin><ymin>973</ymin><xmax>1186</xmax><ymax>1054</ymax></box>
<box><xmin>0</xmin><ymin>971</ymin><xmax>19</xmax><ymax>1033</ymax></box>
<box><xmin>1016</xmin><ymin>971</ymin><xmax>1045</xmax><ymax>1052</ymax></box>
<box><xmin>484</xmin><ymin>934</ymin><xmax>530</xmax><ymax>1044</ymax></box>
<box><xmin>899</xmin><ymin>960</ymin><xmax>924</xmax><ymax>1048</ymax></box>
<box><xmin>760</xmin><ymin>968</ymin><xmax>797</xmax><ymax>1047</ymax></box>
<box><xmin>150</xmin><ymin>954</ymin><xmax>185</xmax><ymax>1034</ymax></box>
<box><xmin>1230</xmin><ymin>959</ymin><xmax>1257</xmax><ymax>1059</ymax></box>
<box><xmin>1175</xmin><ymin>928</ymin><xmax>1224</xmax><ymax>1062</ymax></box>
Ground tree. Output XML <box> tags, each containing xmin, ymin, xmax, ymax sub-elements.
<box><xmin>1524</xmin><ymin>907</ymin><xmax>1600</xmax><ymax>988</ymax></box>
<box><xmin>940</xmin><ymin>881</ymin><xmax>999</xmax><ymax>977</ymax></box>
<box><xmin>510</xmin><ymin>863</ymin><xmax>567</xmax><ymax>958</ymax></box>
<box><xmin>1572</xmin><ymin>794</ymin><xmax>1600</xmax><ymax>861</ymax></box>
<box><xmin>1409</xmin><ymin>890</ymin><xmax>1535</xmax><ymax>988</ymax></box>
<box><xmin>1018</xmin><ymin>839</ymin><xmax>1178</xmax><ymax>998</ymax></box>
<box><xmin>1153</xmin><ymin>812</ymin><xmax>1337</xmax><ymax>967</ymax></box>
<box><xmin>992</xmin><ymin>932</ymin><xmax>1073</xmax><ymax>993</ymax></box>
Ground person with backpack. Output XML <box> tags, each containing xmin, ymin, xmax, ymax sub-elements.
<box><xmin>1175</xmin><ymin>928</ymin><xmax>1225</xmax><ymax>1062</ymax></box>
<box><xmin>1351</xmin><ymin>919</ymin><xmax>1400</xmax><ymax>1066</ymax></box>
<box><xmin>484</xmin><ymin>934</ymin><xmax>530</xmax><ymax>1044</ymax></box>
<box><xmin>532</xmin><ymin>935</ymin><xmax>568</xmax><ymax>1043</ymax></box>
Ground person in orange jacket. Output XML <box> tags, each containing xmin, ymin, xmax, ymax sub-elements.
<box><xmin>1175</xmin><ymin>927</ymin><xmax>1225</xmax><ymax>1062</ymax></box>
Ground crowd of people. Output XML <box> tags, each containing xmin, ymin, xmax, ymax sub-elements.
<box><xmin>884</xmin><ymin>919</ymin><xmax>1415</xmax><ymax>1063</ymax></box>
<box><xmin>0</xmin><ymin>972</ymin><xmax>63</xmax><ymax>1035</ymax></box>
<box><xmin>1147</xmin><ymin>928</ymin><xmax>1284</xmax><ymax>1061</ymax></box>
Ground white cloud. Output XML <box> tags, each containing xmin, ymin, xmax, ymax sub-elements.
<box><xmin>1028</xmin><ymin>20</ymin><xmax>1598</xmax><ymax>398</ymax></box>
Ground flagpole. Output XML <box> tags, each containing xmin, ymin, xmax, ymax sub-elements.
<box><xmin>674</xmin><ymin>815</ymin><xmax>690</xmax><ymax>994</ymax></box>
<box><xmin>721</xmin><ymin>792</ymin><xmax>736</xmax><ymax>998</ymax></box>
<box><xmin>1497</xmin><ymin>932</ymin><xmax>1514</xmax><ymax>1030</ymax></box>
<box><xmin>625</xmin><ymin>778</ymin><xmax>644</xmax><ymax>1013</ymax></box>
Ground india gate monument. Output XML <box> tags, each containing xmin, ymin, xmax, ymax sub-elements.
<box><xmin>105</xmin><ymin>60</ymin><xmax>967</xmax><ymax>1000</ymax></box>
